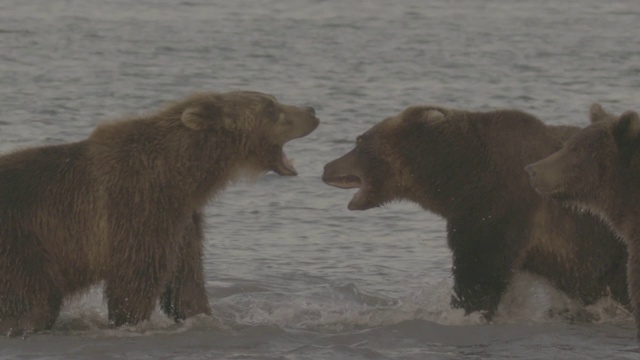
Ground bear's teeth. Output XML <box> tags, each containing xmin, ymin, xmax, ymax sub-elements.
<box><xmin>281</xmin><ymin>154</ymin><xmax>296</xmax><ymax>173</ymax></box>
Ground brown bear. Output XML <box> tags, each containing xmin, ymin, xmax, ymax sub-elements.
<box><xmin>0</xmin><ymin>90</ymin><xmax>319</xmax><ymax>334</ymax></box>
<box><xmin>322</xmin><ymin>105</ymin><xmax>628</xmax><ymax>320</ymax></box>
<box><xmin>526</xmin><ymin>103</ymin><xmax>640</xmax><ymax>338</ymax></box>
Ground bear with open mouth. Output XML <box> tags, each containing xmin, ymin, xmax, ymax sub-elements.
<box><xmin>0</xmin><ymin>90</ymin><xmax>319</xmax><ymax>334</ymax></box>
<box><xmin>323</xmin><ymin>104</ymin><xmax>627</xmax><ymax>320</ymax></box>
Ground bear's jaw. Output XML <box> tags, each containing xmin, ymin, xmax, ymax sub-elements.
<box><xmin>321</xmin><ymin>173</ymin><xmax>378</xmax><ymax>210</ymax></box>
<box><xmin>347</xmin><ymin>188</ymin><xmax>375</xmax><ymax>211</ymax></box>
<box><xmin>527</xmin><ymin>173</ymin><xmax>567</xmax><ymax>199</ymax></box>
<box><xmin>271</xmin><ymin>148</ymin><xmax>297</xmax><ymax>176</ymax></box>
<box><xmin>534</xmin><ymin>184</ymin><xmax>565</xmax><ymax>198</ymax></box>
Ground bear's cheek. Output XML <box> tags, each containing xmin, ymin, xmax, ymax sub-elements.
<box><xmin>347</xmin><ymin>176</ymin><xmax>389</xmax><ymax>211</ymax></box>
<box><xmin>554</xmin><ymin>156</ymin><xmax>606</xmax><ymax>201</ymax></box>
<box><xmin>577</xmin><ymin>157</ymin><xmax>613</xmax><ymax>198</ymax></box>
<box><xmin>526</xmin><ymin>156</ymin><xmax>572</xmax><ymax>196</ymax></box>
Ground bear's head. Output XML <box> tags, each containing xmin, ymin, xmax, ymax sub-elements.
<box><xmin>180</xmin><ymin>91</ymin><xmax>319</xmax><ymax>176</ymax></box>
<box><xmin>525</xmin><ymin>103</ymin><xmax>640</xmax><ymax>218</ymax></box>
<box><xmin>322</xmin><ymin>105</ymin><xmax>452</xmax><ymax>211</ymax></box>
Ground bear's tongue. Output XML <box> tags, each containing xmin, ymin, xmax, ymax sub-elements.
<box><xmin>273</xmin><ymin>150</ymin><xmax>297</xmax><ymax>176</ymax></box>
<box><xmin>321</xmin><ymin>173</ymin><xmax>369</xmax><ymax>210</ymax></box>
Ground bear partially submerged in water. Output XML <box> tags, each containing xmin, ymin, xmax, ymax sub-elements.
<box><xmin>526</xmin><ymin>103</ymin><xmax>640</xmax><ymax>338</ymax></box>
<box><xmin>0</xmin><ymin>91</ymin><xmax>319</xmax><ymax>334</ymax></box>
<box><xmin>323</xmin><ymin>105</ymin><xmax>627</xmax><ymax>319</ymax></box>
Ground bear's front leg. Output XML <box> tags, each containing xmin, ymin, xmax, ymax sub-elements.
<box><xmin>105</xmin><ymin>274</ymin><xmax>160</xmax><ymax>327</ymax></box>
<box><xmin>447</xmin><ymin>221</ymin><xmax>519</xmax><ymax>320</ymax></box>
<box><xmin>104</xmin><ymin>243</ymin><xmax>173</xmax><ymax>327</ymax></box>
<box><xmin>160</xmin><ymin>212</ymin><xmax>211</xmax><ymax>322</ymax></box>
<box><xmin>625</xmin><ymin>246</ymin><xmax>640</xmax><ymax>341</ymax></box>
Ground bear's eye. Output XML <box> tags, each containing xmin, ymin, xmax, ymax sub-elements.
<box><xmin>281</xmin><ymin>115</ymin><xmax>293</xmax><ymax>126</ymax></box>
<box><xmin>263</xmin><ymin>101</ymin><xmax>280</xmax><ymax>120</ymax></box>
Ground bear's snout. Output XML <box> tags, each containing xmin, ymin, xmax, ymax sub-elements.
<box><xmin>524</xmin><ymin>164</ymin><xmax>537</xmax><ymax>177</ymax></box>
<box><xmin>303</xmin><ymin>106</ymin><xmax>316</xmax><ymax>116</ymax></box>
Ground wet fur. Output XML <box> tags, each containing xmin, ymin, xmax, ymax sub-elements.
<box><xmin>527</xmin><ymin>104</ymin><xmax>640</xmax><ymax>338</ymax></box>
<box><xmin>324</xmin><ymin>106</ymin><xmax>628</xmax><ymax>319</ymax></box>
<box><xmin>0</xmin><ymin>91</ymin><xmax>318</xmax><ymax>333</ymax></box>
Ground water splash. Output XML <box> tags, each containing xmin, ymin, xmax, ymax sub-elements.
<box><xmin>45</xmin><ymin>272</ymin><xmax>631</xmax><ymax>337</ymax></box>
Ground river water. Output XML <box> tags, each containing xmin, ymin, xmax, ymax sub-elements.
<box><xmin>0</xmin><ymin>1</ymin><xmax>639</xmax><ymax>359</ymax></box>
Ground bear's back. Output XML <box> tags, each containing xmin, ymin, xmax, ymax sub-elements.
<box><xmin>458</xmin><ymin>110</ymin><xmax>574</xmax><ymax>200</ymax></box>
<box><xmin>0</xmin><ymin>141</ymin><xmax>89</xmax><ymax>213</ymax></box>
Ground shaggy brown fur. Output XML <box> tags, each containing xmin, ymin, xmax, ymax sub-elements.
<box><xmin>0</xmin><ymin>91</ymin><xmax>319</xmax><ymax>334</ymax></box>
<box><xmin>526</xmin><ymin>103</ymin><xmax>640</xmax><ymax>339</ymax></box>
<box><xmin>323</xmin><ymin>105</ymin><xmax>628</xmax><ymax>320</ymax></box>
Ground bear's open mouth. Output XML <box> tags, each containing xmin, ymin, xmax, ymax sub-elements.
<box><xmin>322</xmin><ymin>174</ymin><xmax>362</xmax><ymax>189</ymax></box>
<box><xmin>272</xmin><ymin>149</ymin><xmax>297</xmax><ymax>176</ymax></box>
<box><xmin>322</xmin><ymin>172</ymin><xmax>375</xmax><ymax>210</ymax></box>
<box><xmin>547</xmin><ymin>187</ymin><xmax>574</xmax><ymax>201</ymax></box>
<box><xmin>530</xmin><ymin>181</ymin><xmax>564</xmax><ymax>198</ymax></box>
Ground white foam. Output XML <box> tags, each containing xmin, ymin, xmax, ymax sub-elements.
<box><xmin>52</xmin><ymin>285</ymin><xmax>224</xmax><ymax>337</ymax></box>
<box><xmin>215</xmin><ymin>273</ymin><xmax>632</xmax><ymax>331</ymax></box>
<box><xmin>495</xmin><ymin>272</ymin><xmax>631</xmax><ymax>324</ymax></box>
<box><xmin>46</xmin><ymin>272</ymin><xmax>632</xmax><ymax>336</ymax></box>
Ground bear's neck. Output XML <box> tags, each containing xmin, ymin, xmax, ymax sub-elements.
<box><xmin>401</xmin><ymin>119</ymin><xmax>495</xmax><ymax>219</ymax></box>
<box><xmin>89</xmin><ymin>119</ymin><xmax>248</xmax><ymax>208</ymax></box>
<box><xmin>181</xmin><ymin>131</ymin><xmax>258</xmax><ymax>202</ymax></box>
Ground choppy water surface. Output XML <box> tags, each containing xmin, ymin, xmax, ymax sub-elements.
<box><xmin>0</xmin><ymin>1</ymin><xmax>639</xmax><ymax>359</ymax></box>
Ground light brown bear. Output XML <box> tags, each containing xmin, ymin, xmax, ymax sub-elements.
<box><xmin>526</xmin><ymin>103</ymin><xmax>640</xmax><ymax>338</ymax></box>
<box><xmin>323</xmin><ymin>105</ymin><xmax>628</xmax><ymax>320</ymax></box>
<box><xmin>0</xmin><ymin>91</ymin><xmax>319</xmax><ymax>334</ymax></box>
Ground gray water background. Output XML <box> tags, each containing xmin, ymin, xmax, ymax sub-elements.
<box><xmin>0</xmin><ymin>0</ymin><xmax>639</xmax><ymax>359</ymax></box>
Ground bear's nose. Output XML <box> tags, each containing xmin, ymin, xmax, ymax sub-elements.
<box><xmin>524</xmin><ymin>164</ymin><xmax>536</xmax><ymax>177</ymax></box>
<box><xmin>303</xmin><ymin>106</ymin><xmax>316</xmax><ymax>116</ymax></box>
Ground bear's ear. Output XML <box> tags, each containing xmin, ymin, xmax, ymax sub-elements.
<box><xmin>590</xmin><ymin>103</ymin><xmax>610</xmax><ymax>123</ymax></box>
<box><xmin>614</xmin><ymin>110</ymin><xmax>640</xmax><ymax>143</ymax></box>
<box><xmin>401</xmin><ymin>106</ymin><xmax>448</xmax><ymax>127</ymax></box>
<box><xmin>405</xmin><ymin>107</ymin><xmax>446</xmax><ymax>124</ymax></box>
<box><xmin>423</xmin><ymin>109</ymin><xmax>446</xmax><ymax>124</ymax></box>
<box><xmin>181</xmin><ymin>101</ymin><xmax>225</xmax><ymax>130</ymax></box>
<box><xmin>613</xmin><ymin>111</ymin><xmax>640</xmax><ymax>164</ymax></box>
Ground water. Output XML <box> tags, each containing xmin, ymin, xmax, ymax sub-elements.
<box><xmin>0</xmin><ymin>0</ymin><xmax>639</xmax><ymax>358</ymax></box>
